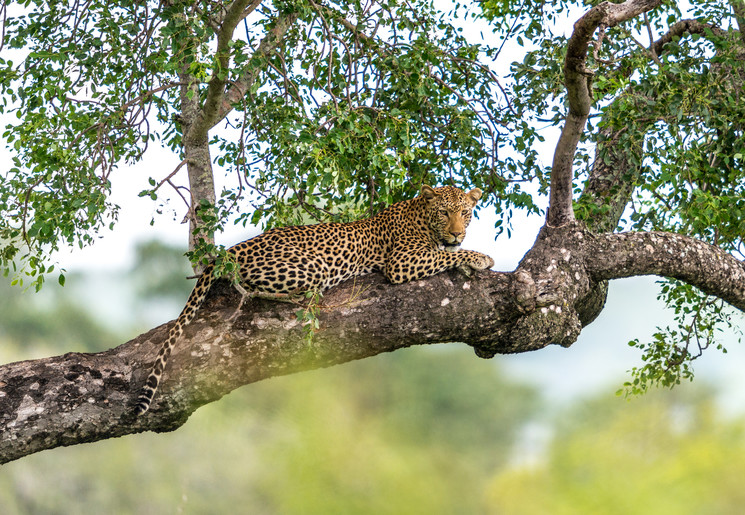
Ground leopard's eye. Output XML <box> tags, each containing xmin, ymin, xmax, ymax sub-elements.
<box><xmin>461</xmin><ymin>209</ymin><xmax>469</xmax><ymax>216</ymax></box>
<box><xmin>439</xmin><ymin>209</ymin><xmax>449</xmax><ymax>216</ymax></box>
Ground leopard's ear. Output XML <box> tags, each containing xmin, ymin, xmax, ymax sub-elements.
<box><xmin>421</xmin><ymin>185</ymin><xmax>437</xmax><ymax>202</ymax></box>
<box><xmin>466</xmin><ymin>187</ymin><xmax>483</xmax><ymax>205</ymax></box>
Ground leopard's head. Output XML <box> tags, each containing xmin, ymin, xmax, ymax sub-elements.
<box><xmin>421</xmin><ymin>185</ymin><xmax>483</xmax><ymax>248</ymax></box>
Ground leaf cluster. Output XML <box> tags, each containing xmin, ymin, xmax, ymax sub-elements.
<box><xmin>0</xmin><ymin>0</ymin><xmax>182</xmax><ymax>283</ymax></box>
<box><xmin>623</xmin><ymin>279</ymin><xmax>742</xmax><ymax>396</ymax></box>
<box><xmin>489</xmin><ymin>387</ymin><xmax>745</xmax><ymax>514</ymax></box>
<box><xmin>221</xmin><ymin>0</ymin><xmax>540</xmax><ymax>233</ymax></box>
<box><xmin>0</xmin><ymin>0</ymin><xmax>550</xmax><ymax>280</ymax></box>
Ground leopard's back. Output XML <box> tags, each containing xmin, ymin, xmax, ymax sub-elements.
<box><xmin>229</xmin><ymin>217</ymin><xmax>390</xmax><ymax>293</ymax></box>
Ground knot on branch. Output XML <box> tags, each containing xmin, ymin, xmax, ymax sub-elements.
<box><xmin>511</xmin><ymin>261</ymin><xmax>583</xmax><ymax>349</ymax></box>
<box><xmin>474</xmin><ymin>223</ymin><xmax>600</xmax><ymax>357</ymax></box>
<box><xmin>509</xmin><ymin>300</ymin><xmax>583</xmax><ymax>351</ymax></box>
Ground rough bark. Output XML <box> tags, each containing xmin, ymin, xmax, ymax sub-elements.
<box><xmin>180</xmin><ymin>57</ymin><xmax>218</xmax><ymax>259</ymax></box>
<box><xmin>2</xmin><ymin>223</ymin><xmax>743</xmax><ymax>464</ymax></box>
<box><xmin>586</xmin><ymin>231</ymin><xmax>745</xmax><ymax>311</ymax></box>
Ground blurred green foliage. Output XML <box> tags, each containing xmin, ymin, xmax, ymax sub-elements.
<box><xmin>0</xmin><ymin>344</ymin><xmax>539</xmax><ymax>513</ymax></box>
<box><xmin>0</xmin><ymin>273</ymin><xmax>117</xmax><ymax>354</ymax></box>
<box><xmin>487</xmin><ymin>387</ymin><xmax>745</xmax><ymax>515</ymax></box>
<box><xmin>128</xmin><ymin>240</ymin><xmax>194</xmax><ymax>302</ymax></box>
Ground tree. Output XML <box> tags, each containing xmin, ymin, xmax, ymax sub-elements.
<box><xmin>0</xmin><ymin>0</ymin><xmax>743</xmax><ymax>463</ymax></box>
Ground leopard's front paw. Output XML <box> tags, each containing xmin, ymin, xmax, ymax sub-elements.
<box><xmin>471</xmin><ymin>252</ymin><xmax>495</xmax><ymax>270</ymax></box>
<box><xmin>457</xmin><ymin>252</ymin><xmax>494</xmax><ymax>277</ymax></box>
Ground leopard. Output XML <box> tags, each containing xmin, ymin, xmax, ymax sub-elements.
<box><xmin>134</xmin><ymin>184</ymin><xmax>495</xmax><ymax>415</ymax></box>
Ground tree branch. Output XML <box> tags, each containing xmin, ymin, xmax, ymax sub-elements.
<box><xmin>178</xmin><ymin>2</ymin><xmax>269</xmax><ymax>260</ymax></box>
<box><xmin>586</xmin><ymin>231</ymin><xmax>745</xmax><ymax>311</ymax></box>
<box><xmin>575</xmin><ymin>13</ymin><xmax>740</xmax><ymax>238</ymax></box>
<box><xmin>2</xmin><ymin>222</ymin><xmax>743</xmax><ymax>463</ymax></box>
<box><xmin>213</xmin><ymin>10</ymin><xmax>299</xmax><ymax>126</ymax></box>
<box><xmin>548</xmin><ymin>0</ymin><xmax>663</xmax><ymax>227</ymax></box>
<box><xmin>650</xmin><ymin>19</ymin><xmax>725</xmax><ymax>56</ymax></box>
<box><xmin>188</xmin><ymin>0</ymin><xmax>263</xmax><ymax>142</ymax></box>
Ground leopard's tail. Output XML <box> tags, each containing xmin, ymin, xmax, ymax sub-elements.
<box><xmin>134</xmin><ymin>265</ymin><xmax>215</xmax><ymax>416</ymax></box>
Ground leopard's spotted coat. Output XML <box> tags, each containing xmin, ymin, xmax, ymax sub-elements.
<box><xmin>134</xmin><ymin>185</ymin><xmax>494</xmax><ymax>415</ymax></box>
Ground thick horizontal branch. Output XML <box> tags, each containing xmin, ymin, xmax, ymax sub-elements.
<box><xmin>0</xmin><ymin>270</ymin><xmax>519</xmax><ymax>464</ymax></box>
<box><xmin>586</xmin><ymin>231</ymin><xmax>745</xmax><ymax>311</ymax></box>
<box><xmin>2</xmin><ymin>224</ymin><xmax>742</xmax><ymax>464</ymax></box>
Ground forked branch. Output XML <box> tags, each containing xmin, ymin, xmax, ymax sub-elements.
<box><xmin>215</xmin><ymin>10</ymin><xmax>299</xmax><ymax>125</ymax></box>
<box><xmin>548</xmin><ymin>0</ymin><xmax>663</xmax><ymax>227</ymax></box>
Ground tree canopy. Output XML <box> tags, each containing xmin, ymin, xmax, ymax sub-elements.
<box><xmin>0</xmin><ymin>0</ymin><xmax>744</xmax><ymax>462</ymax></box>
<box><xmin>0</xmin><ymin>0</ymin><xmax>524</xmax><ymax>277</ymax></box>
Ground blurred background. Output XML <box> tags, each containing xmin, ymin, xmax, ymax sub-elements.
<box><xmin>1</xmin><ymin>211</ymin><xmax>744</xmax><ymax>514</ymax></box>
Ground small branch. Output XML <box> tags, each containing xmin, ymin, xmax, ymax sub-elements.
<box><xmin>150</xmin><ymin>159</ymin><xmax>189</xmax><ymax>193</ymax></box>
<box><xmin>650</xmin><ymin>19</ymin><xmax>726</xmax><ymax>57</ymax></box>
<box><xmin>20</xmin><ymin>175</ymin><xmax>47</xmax><ymax>245</ymax></box>
<box><xmin>117</xmin><ymin>81</ymin><xmax>186</xmax><ymax>115</ymax></box>
<box><xmin>214</xmin><ymin>10</ymin><xmax>299</xmax><ymax>126</ymax></box>
<box><xmin>0</xmin><ymin>1</ymin><xmax>7</xmax><ymax>53</ymax></box>
<box><xmin>168</xmin><ymin>180</ymin><xmax>193</xmax><ymax>213</ymax></box>
<box><xmin>592</xmin><ymin>23</ymin><xmax>613</xmax><ymax>64</ymax></box>
<box><xmin>644</xmin><ymin>13</ymin><xmax>663</xmax><ymax>66</ymax></box>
